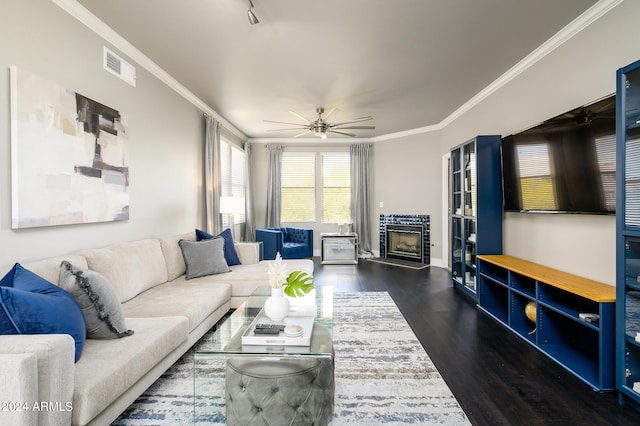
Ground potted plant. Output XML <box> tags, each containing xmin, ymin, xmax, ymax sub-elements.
<box><xmin>264</xmin><ymin>253</ymin><xmax>314</xmax><ymax>320</ymax></box>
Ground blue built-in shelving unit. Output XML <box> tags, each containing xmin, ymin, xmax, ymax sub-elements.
<box><xmin>616</xmin><ymin>58</ymin><xmax>640</xmax><ymax>411</ymax></box>
<box><xmin>450</xmin><ymin>135</ymin><xmax>503</xmax><ymax>300</ymax></box>
<box><xmin>478</xmin><ymin>255</ymin><xmax>616</xmax><ymax>392</ymax></box>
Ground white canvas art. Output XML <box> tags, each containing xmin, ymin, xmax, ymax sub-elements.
<box><xmin>10</xmin><ymin>66</ymin><xmax>129</xmax><ymax>228</ymax></box>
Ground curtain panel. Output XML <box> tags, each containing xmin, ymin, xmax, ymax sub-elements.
<box><xmin>243</xmin><ymin>143</ymin><xmax>255</xmax><ymax>241</ymax></box>
<box><xmin>350</xmin><ymin>143</ymin><xmax>374</xmax><ymax>257</ymax></box>
<box><xmin>265</xmin><ymin>144</ymin><xmax>283</xmax><ymax>228</ymax></box>
<box><xmin>204</xmin><ymin>115</ymin><xmax>222</xmax><ymax>234</ymax></box>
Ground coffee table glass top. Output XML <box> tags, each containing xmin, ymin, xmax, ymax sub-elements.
<box><xmin>193</xmin><ymin>285</ymin><xmax>333</xmax><ymax>357</ymax></box>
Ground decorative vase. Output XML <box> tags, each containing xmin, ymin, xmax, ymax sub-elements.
<box><xmin>264</xmin><ymin>287</ymin><xmax>290</xmax><ymax>321</ymax></box>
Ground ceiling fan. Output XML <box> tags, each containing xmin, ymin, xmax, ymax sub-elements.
<box><xmin>265</xmin><ymin>107</ymin><xmax>375</xmax><ymax>139</ymax></box>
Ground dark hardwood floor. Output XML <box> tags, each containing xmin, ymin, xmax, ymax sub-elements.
<box><xmin>311</xmin><ymin>257</ymin><xmax>640</xmax><ymax>425</ymax></box>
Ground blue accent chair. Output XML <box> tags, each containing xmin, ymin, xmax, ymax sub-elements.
<box><xmin>256</xmin><ymin>227</ymin><xmax>314</xmax><ymax>260</ymax></box>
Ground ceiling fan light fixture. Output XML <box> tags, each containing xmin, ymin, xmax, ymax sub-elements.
<box><xmin>247</xmin><ymin>0</ymin><xmax>259</xmax><ymax>25</ymax></box>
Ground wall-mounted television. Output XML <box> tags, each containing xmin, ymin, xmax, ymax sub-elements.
<box><xmin>501</xmin><ymin>95</ymin><xmax>616</xmax><ymax>215</ymax></box>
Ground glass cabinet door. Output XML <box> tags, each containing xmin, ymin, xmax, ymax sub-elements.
<box><xmin>623</xmin><ymin>238</ymin><xmax>640</xmax><ymax>392</ymax></box>
<box><xmin>452</xmin><ymin>217</ymin><xmax>463</xmax><ymax>284</ymax></box>
<box><xmin>450</xmin><ymin>141</ymin><xmax>478</xmax><ymax>293</ymax></box>
<box><xmin>451</xmin><ymin>147</ymin><xmax>462</xmax><ymax>216</ymax></box>
<box><xmin>463</xmin><ymin>142</ymin><xmax>476</xmax><ymax>218</ymax></box>
<box><xmin>625</xmin><ymin>68</ymin><xmax>640</xmax><ymax>229</ymax></box>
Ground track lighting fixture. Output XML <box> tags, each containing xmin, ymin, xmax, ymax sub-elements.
<box><xmin>247</xmin><ymin>0</ymin><xmax>259</xmax><ymax>25</ymax></box>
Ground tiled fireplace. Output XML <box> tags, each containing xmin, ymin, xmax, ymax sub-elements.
<box><xmin>379</xmin><ymin>214</ymin><xmax>430</xmax><ymax>265</ymax></box>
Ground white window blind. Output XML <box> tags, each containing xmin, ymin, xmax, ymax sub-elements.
<box><xmin>595</xmin><ymin>134</ymin><xmax>616</xmax><ymax>212</ymax></box>
<box><xmin>281</xmin><ymin>152</ymin><xmax>316</xmax><ymax>222</ymax></box>
<box><xmin>516</xmin><ymin>143</ymin><xmax>557</xmax><ymax>211</ymax></box>
<box><xmin>322</xmin><ymin>152</ymin><xmax>351</xmax><ymax>223</ymax></box>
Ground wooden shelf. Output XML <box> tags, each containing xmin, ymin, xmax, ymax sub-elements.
<box><xmin>477</xmin><ymin>255</ymin><xmax>615</xmax><ymax>392</ymax></box>
<box><xmin>478</xmin><ymin>255</ymin><xmax>615</xmax><ymax>302</ymax></box>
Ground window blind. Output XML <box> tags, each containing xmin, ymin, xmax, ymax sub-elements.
<box><xmin>281</xmin><ymin>152</ymin><xmax>316</xmax><ymax>222</ymax></box>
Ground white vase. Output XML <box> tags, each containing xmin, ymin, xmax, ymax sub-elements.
<box><xmin>264</xmin><ymin>287</ymin><xmax>290</xmax><ymax>321</ymax></box>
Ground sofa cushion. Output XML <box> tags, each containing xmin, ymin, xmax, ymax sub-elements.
<box><xmin>179</xmin><ymin>238</ymin><xmax>230</xmax><ymax>279</ymax></box>
<box><xmin>158</xmin><ymin>232</ymin><xmax>194</xmax><ymax>281</ymax></box>
<box><xmin>196</xmin><ymin>228</ymin><xmax>241</xmax><ymax>266</ymax></box>
<box><xmin>72</xmin><ymin>316</ymin><xmax>188</xmax><ymax>426</ymax></box>
<box><xmin>81</xmin><ymin>239</ymin><xmax>169</xmax><ymax>303</ymax></box>
<box><xmin>0</xmin><ymin>263</ymin><xmax>86</xmax><ymax>362</ymax></box>
<box><xmin>0</xmin><ymin>255</ymin><xmax>89</xmax><ymax>287</ymax></box>
<box><xmin>122</xmin><ymin>279</ymin><xmax>231</xmax><ymax>332</ymax></box>
<box><xmin>59</xmin><ymin>261</ymin><xmax>134</xmax><ymax>339</ymax></box>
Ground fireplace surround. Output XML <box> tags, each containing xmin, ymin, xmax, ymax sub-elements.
<box><xmin>379</xmin><ymin>214</ymin><xmax>430</xmax><ymax>265</ymax></box>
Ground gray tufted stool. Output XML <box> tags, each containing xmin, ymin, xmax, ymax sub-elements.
<box><xmin>225</xmin><ymin>357</ymin><xmax>334</xmax><ymax>425</ymax></box>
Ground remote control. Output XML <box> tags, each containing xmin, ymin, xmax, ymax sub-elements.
<box><xmin>254</xmin><ymin>328</ymin><xmax>281</xmax><ymax>334</ymax></box>
<box><xmin>255</xmin><ymin>324</ymin><xmax>285</xmax><ymax>331</ymax></box>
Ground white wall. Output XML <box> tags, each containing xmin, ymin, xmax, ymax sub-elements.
<box><xmin>374</xmin><ymin>132</ymin><xmax>443</xmax><ymax>264</ymax></box>
<box><xmin>437</xmin><ymin>0</ymin><xmax>640</xmax><ymax>285</ymax></box>
<box><xmin>266</xmin><ymin>0</ymin><xmax>639</xmax><ymax>284</ymax></box>
<box><xmin>0</xmin><ymin>0</ymin><xmax>205</xmax><ymax>265</ymax></box>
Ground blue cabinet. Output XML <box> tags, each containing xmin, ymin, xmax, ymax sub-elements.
<box><xmin>616</xmin><ymin>59</ymin><xmax>640</xmax><ymax>409</ymax></box>
<box><xmin>450</xmin><ymin>135</ymin><xmax>503</xmax><ymax>299</ymax></box>
<box><xmin>478</xmin><ymin>255</ymin><xmax>616</xmax><ymax>391</ymax></box>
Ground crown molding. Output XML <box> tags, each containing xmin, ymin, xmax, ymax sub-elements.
<box><xmin>438</xmin><ymin>0</ymin><xmax>623</xmax><ymax>129</ymax></box>
<box><xmin>51</xmin><ymin>0</ymin><xmax>247</xmax><ymax>141</ymax></box>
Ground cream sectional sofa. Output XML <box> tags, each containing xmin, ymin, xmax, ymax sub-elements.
<box><xmin>0</xmin><ymin>232</ymin><xmax>314</xmax><ymax>426</ymax></box>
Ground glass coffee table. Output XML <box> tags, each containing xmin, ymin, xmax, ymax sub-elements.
<box><xmin>193</xmin><ymin>285</ymin><xmax>334</xmax><ymax>424</ymax></box>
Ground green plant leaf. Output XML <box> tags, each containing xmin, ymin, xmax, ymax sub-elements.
<box><xmin>283</xmin><ymin>270</ymin><xmax>315</xmax><ymax>297</ymax></box>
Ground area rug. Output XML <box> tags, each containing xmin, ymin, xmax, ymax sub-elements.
<box><xmin>113</xmin><ymin>292</ymin><xmax>469</xmax><ymax>425</ymax></box>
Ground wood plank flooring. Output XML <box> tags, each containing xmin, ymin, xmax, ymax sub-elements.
<box><xmin>312</xmin><ymin>258</ymin><xmax>640</xmax><ymax>425</ymax></box>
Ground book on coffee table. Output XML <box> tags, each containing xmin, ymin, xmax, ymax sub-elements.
<box><xmin>241</xmin><ymin>308</ymin><xmax>315</xmax><ymax>347</ymax></box>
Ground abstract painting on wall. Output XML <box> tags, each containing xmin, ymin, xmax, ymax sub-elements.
<box><xmin>10</xmin><ymin>66</ymin><xmax>129</xmax><ymax>229</ymax></box>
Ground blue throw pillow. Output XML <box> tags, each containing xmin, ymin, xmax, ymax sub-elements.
<box><xmin>196</xmin><ymin>228</ymin><xmax>241</xmax><ymax>266</ymax></box>
<box><xmin>0</xmin><ymin>263</ymin><xmax>86</xmax><ymax>362</ymax></box>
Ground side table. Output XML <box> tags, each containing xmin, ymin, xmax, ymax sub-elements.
<box><xmin>321</xmin><ymin>233</ymin><xmax>358</xmax><ymax>264</ymax></box>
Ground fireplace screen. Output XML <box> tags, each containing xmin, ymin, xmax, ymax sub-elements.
<box><xmin>385</xmin><ymin>225</ymin><xmax>423</xmax><ymax>261</ymax></box>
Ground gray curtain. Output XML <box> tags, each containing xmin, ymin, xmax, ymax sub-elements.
<box><xmin>204</xmin><ymin>115</ymin><xmax>223</xmax><ymax>235</ymax></box>
<box><xmin>265</xmin><ymin>144</ymin><xmax>282</xmax><ymax>228</ymax></box>
<box><xmin>350</xmin><ymin>143</ymin><xmax>374</xmax><ymax>258</ymax></box>
<box><xmin>243</xmin><ymin>143</ymin><xmax>255</xmax><ymax>241</ymax></box>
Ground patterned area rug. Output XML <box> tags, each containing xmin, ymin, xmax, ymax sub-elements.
<box><xmin>113</xmin><ymin>292</ymin><xmax>470</xmax><ymax>425</ymax></box>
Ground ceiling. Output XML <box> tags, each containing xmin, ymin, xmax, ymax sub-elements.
<box><xmin>76</xmin><ymin>0</ymin><xmax>599</xmax><ymax>140</ymax></box>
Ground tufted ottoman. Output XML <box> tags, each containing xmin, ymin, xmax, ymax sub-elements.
<box><xmin>225</xmin><ymin>357</ymin><xmax>334</xmax><ymax>425</ymax></box>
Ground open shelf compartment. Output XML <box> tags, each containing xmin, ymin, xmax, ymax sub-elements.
<box><xmin>510</xmin><ymin>292</ymin><xmax>537</xmax><ymax>344</ymax></box>
<box><xmin>538</xmin><ymin>306</ymin><xmax>602</xmax><ymax>389</ymax></box>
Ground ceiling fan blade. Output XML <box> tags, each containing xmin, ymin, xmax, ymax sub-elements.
<box><xmin>293</xmin><ymin>130</ymin><xmax>312</xmax><ymax>138</ymax></box>
<box><xmin>289</xmin><ymin>110</ymin><xmax>313</xmax><ymax>123</ymax></box>
<box><xmin>267</xmin><ymin>127</ymin><xmax>309</xmax><ymax>132</ymax></box>
<box><xmin>330</xmin><ymin>116</ymin><xmax>373</xmax><ymax>126</ymax></box>
<box><xmin>332</xmin><ymin>125</ymin><xmax>376</xmax><ymax>130</ymax></box>
<box><xmin>264</xmin><ymin>119</ymin><xmax>310</xmax><ymax>126</ymax></box>
<box><xmin>329</xmin><ymin>130</ymin><xmax>356</xmax><ymax>137</ymax></box>
<box><xmin>323</xmin><ymin>107</ymin><xmax>337</xmax><ymax>120</ymax></box>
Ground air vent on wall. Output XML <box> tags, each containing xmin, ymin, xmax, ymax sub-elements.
<box><xmin>103</xmin><ymin>47</ymin><xmax>136</xmax><ymax>87</ymax></box>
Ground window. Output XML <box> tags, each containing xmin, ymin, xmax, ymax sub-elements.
<box><xmin>281</xmin><ymin>152</ymin><xmax>316</xmax><ymax>222</ymax></box>
<box><xmin>281</xmin><ymin>151</ymin><xmax>352</xmax><ymax>224</ymax></box>
<box><xmin>322</xmin><ymin>153</ymin><xmax>351</xmax><ymax>223</ymax></box>
<box><xmin>594</xmin><ymin>134</ymin><xmax>616</xmax><ymax>212</ymax></box>
<box><xmin>220</xmin><ymin>140</ymin><xmax>245</xmax><ymax>226</ymax></box>
<box><xmin>516</xmin><ymin>143</ymin><xmax>557</xmax><ymax>211</ymax></box>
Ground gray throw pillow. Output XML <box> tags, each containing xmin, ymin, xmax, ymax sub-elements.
<box><xmin>59</xmin><ymin>261</ymin><xmax>134</xmax><ymax>339</ymax></box>
<box><xmin>179</xmin><ymin>237</ymin><xmax>230</xmax><ymax>280</ymax></box>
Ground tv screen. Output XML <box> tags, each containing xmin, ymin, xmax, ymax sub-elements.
<box><xmin>502</xmin><ymin>95</ymin><xmax>616</xmax><ymax>214</ymax></box>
